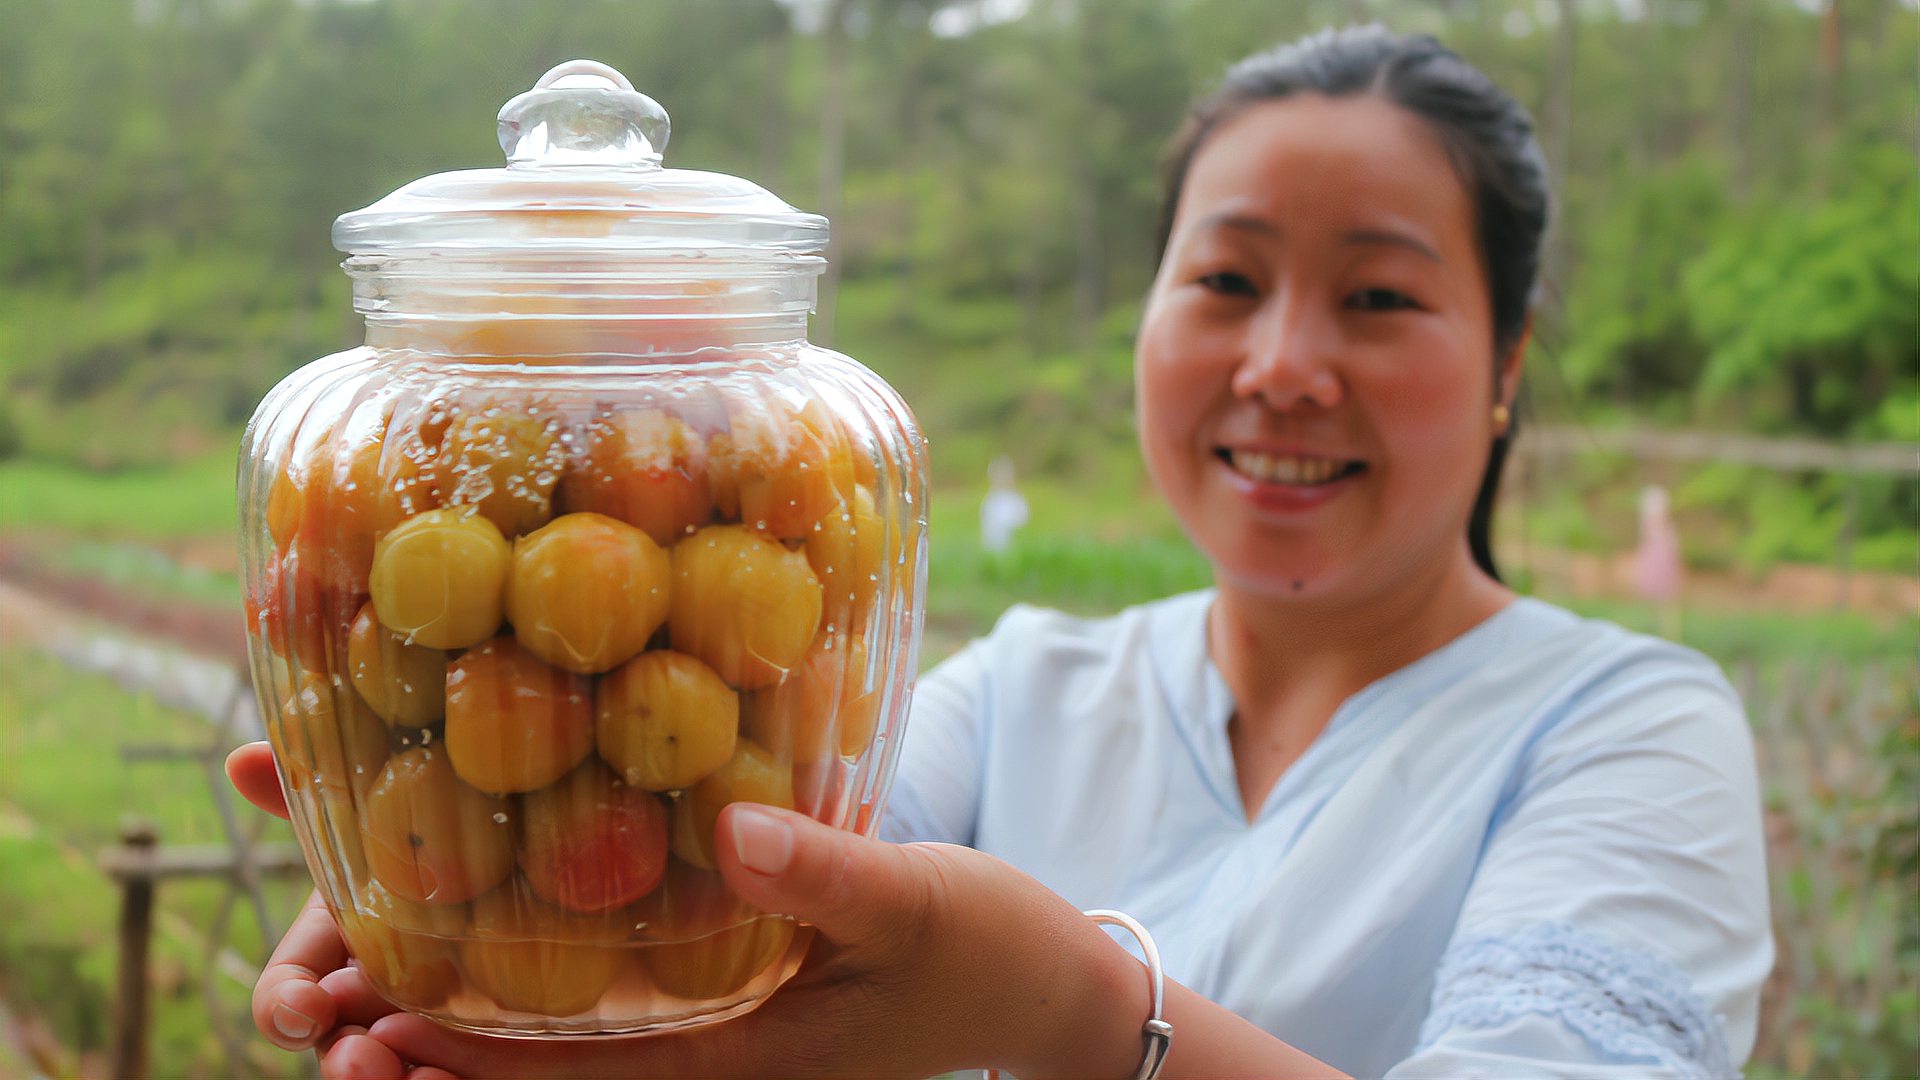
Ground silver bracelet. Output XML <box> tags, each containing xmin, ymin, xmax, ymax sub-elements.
<box><xmin>1083</xmin><ymin>908</ymin><xmax>1173</xmax><ymax>1080</ymax></box>
<box><xmin>984</xmin><ymin>909</ymin><xmax>1172</xmax><ymax>1080</ymax></box>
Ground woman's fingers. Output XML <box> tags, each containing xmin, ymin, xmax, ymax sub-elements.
<box><xmin>320</xmin><ymin>1030</ymin><xmax>408</xmax><ymax>1080</ymax></box>
<box><xmin>253</xmin><ymin>891</ymin><xmax>350</xmax><ymax>1050</ymax></box>
<box><xmin>367</xmin><ymin>1012</ymin><xmax>699</xmax><ymax>1080</ymax></box>
<box><xmin>316</xmin><ymin>1023</ymin><xmax>368</xmax><ymax>1057</ymax></box>
<box><xmin>363</xmin><ymin>1015</ymin><xmax>524</xmax><ymax>1078</ymax></box>
<box><xmin>365</xmin><ymin>1013</ymin><xmax>590</xmax><ymax>1079</ymax></box>
<box><xmin>318</xmin><ymin>965</ymin><xmax>404</xmax><ymax>1029</ymax></box>
<box><xmin>715</xmin><ymin>802</ymin><xmax>941</xmax><ymax>946</ymax></box>
<box><xmin>226</xmin><ymin>741</ymin><xmax>290</xmax><ymax>819</ymax></box>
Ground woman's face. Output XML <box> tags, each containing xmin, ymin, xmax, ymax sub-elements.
<box><xmin>1137</xmin><ymin>94</ymin><xmax>1516</xmax><ymax>604</ymax></box>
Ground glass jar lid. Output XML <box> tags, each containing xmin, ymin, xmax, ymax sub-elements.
<box><xmin>333</xmin><ymin>60</ymin><xmax>828</xmax><ymax>258</ymax></box>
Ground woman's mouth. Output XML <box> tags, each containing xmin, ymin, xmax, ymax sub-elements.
<box><xmin>1217</xmin><ymin>448</ymin><xmax>1367</xmax><ymax>486</ymax></box>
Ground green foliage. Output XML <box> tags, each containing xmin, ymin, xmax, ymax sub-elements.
<box><xmin>1684</xmin><ymin>143</ymin><xmax>1920</xmax><ymax>438</ymax></box>
<box><xmin>0</xmin><ymin>450</ymin><xmax>239</xmax><ymax>538</ymax></box>
<box><xmin>0</xmin><ymin>400</ymin><xmax>22</xmax><ymax>461</ymax></box>
<box><xmin>1506</xmin><ymin>448</ymin><xmax>1916</xmax><ymax>576</ymax></box>
<box><xmin>1794</xmin><ymin>990</ymin><xmax>1920</xmax><ymax>1080</ymax></box>
<box><xmin>3</xmin><ymin>0</ymin><xmax>1914</xmax><ymax>467</ymax></box>
<box><xmin>1562</xmin><ymin>155</ymin><xmax>1730</xmax><ymax>408</ymax></box>
<box><xmin>1564</xmin><ymin>139</ymin><xmax>1920</xmax><ymax>441</ymax></box>
<box><xmin>1671</xmin><ymin>463</ymin><xmax>1917</xmax><ymax>574</ymax></box>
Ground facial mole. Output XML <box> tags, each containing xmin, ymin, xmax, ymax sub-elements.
<box><xmin>1292</xmin><ymin>580</ymin><xmax>1304</xmax><ymax>592</ymax></box>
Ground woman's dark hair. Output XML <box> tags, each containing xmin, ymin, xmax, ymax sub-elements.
<box><xmin>1157</xmin><ymin>25</ymin><xmax>1550</xmax><ymax>583</ymax></box>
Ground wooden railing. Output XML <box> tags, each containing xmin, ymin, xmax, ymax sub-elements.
<box><xmin>100</xmin><ymin>819</ymin><xmax>305</xmax><ymax>1080</ymax></box>
<box><xmin>68</xmin><ymin>656</ymin><xmax>310</xmax><ymax>1080</ymax></box>
<box><xmin>1521</xmin><ymin>425</ymin><xmax>1917</xmax><ymax>475</ymax></box>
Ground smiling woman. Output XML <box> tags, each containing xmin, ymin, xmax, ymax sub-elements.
<box><xmin>228</xmin><ymin>24</ymin><xmax>1769</xmax><ymax>1080</ymax></box>
<box><xmin>880</xmin><ymin>30</ymin><xmax>1765</xmax><ymax>1078</ymax></box>
<box><xmin>1140</xmin><ymin>94</ymin><xmax>1512</xmax><ymax>612</ymax></box>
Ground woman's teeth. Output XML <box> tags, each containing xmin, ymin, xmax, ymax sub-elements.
<box><xmin>1226</xmin><ymin>450</ymin><xmax>1354</xmax><ymax>485</ymax></box>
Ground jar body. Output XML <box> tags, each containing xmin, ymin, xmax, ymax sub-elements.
<box><xmin>237</xmin><ymin>304</ymin><xmax>927</xmax><ymax>1036</ymax></box>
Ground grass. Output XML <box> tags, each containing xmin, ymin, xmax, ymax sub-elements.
<box><xmin>921</xmin><ymin>480</ymin><xmax>1207</xmax><ymax>641</ymax></box>
<box><xmin>920</xmin><ymin>480</ymin><xmax>1916</xmax><ymax>672</ymax></box>
<box><xmin>0</xmin><ymin>449</ymin><xmax>239</xmax><ymax>540</ymax></box>
<box><xmin>0</xmin><ymin>648</ymin><xmax>305</xmax><ymax>1079</ymax></box>
<box><xmin>1558</xmin><ymin>596</ymin><xmax>1917</xmax><ymax>670</ymax></box>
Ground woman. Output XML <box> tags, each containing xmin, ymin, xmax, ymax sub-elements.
<box><xmin>228</xmin><ymin>25</ymin><xmax>1770</xmax><ymax>1079</ymax></box>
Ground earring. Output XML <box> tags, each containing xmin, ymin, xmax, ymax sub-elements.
<box><xmin>1492</xmin><ymin>403</ymin><xmax>1511</xmax><ymax>430</ymax></box>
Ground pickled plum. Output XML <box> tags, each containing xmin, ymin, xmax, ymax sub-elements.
<box><xmin>803</xmin><ymin>483</ymin><xmax>886</xmax><ymax>621</ymax></box>
<box><xmin>830</xmin><ymin>634</ymin><xmax>882</xmax><ymax>759</ymax></box>
<box><xmin>297</xmin><ymin>426</ymin><xmax>404</xmax><ymax>589</ymax></box>
<box><xmin>517</xmin><ymin>761</ymin><xmax>670</xmax><ymax>914</ymax></box>
<box><xmin>458</xmin><ymin>880</ymin><xmax>628</xmax><ymax>1016</ymax></box>
<box><xmin>628</xmin><ymin>861</ymin><xmax>755</xmax><ymax>943</ymax></box>
<box><xmin>275</xmin><ymin>673</ymin><xmax>390</xmax><ymax>796</ymax></box>
<box><xmin>744</xmin><ymin>631</ymin><xmax>880</xmax><ymax>764</ymax></box>
<box><xmin>668</xmin><ymin>739</ymin><xmax>794</xmax><ymax>870</ymax></box>
<box><xmin>443</xmin><ymin>637</ymin><xmax>595</xmax><ymax>794</ymax></box>
<box><xmin>337</xmin><ymin>878</ymin><xmax>466</xmax><ymax>1008</ymax></box>
<box><xmin>248</xmin><ymin>544</ymin><xmax>345</xmax><ymax>672</ymax></box>
<box><xmin>381</xmin><ymin>394</ymin><xmax>455</xmax><ymax>517</ymax></box>
<box><xmin>369</xmin><ymin>508</ymin><xmax>511</xmax><ymax>650</ymax></box>
<box><xmin>267</xmin><ymin>463</ymin><xmax>302</xmax><ymax>550</ymax></box>
<box><xmin>642</xmin><ymin>918</ymin><xmax>797</xmax><ymax>1001</ymax></box>
<box><xmin>668</xmin><ymin>525</ymin><xmax>822</xmax><ymax>690</ymax></box>
<box><xmin>505</xmin><ymin>512</ymin><xmax>670</xmax><ymax>674</ymax></box>
<box><xmin>555</xmin><ymin>408</ymin><xmax>714</xmax><ymax>546</ymax></box>
<box><xmin>360</xmin><ymin>748</ymin><xmax>515</xmax><ymax>905</ymax></box>
<box><xmin>791</xmin><ymin>756</ymin><xmax>853</xmax><ymax>825</ymax></box>
<box><xmin>346</xmin><ymin>601</ymin><xmax>448</xmax><ymax>726</ymax></box>
<box><xmin>708</xmin><ymin>398</ymin><xmax>851</xmax><ymax>540</ymax></box>
<box><xmin>436</xmin><ymin>404</ymin><xmax>567</xmax><ymax>539</ymax></box>
<box><xmin>595</xmin><ymin>650</ymin><xmax>738</xmax><ymax>793</ymax></box>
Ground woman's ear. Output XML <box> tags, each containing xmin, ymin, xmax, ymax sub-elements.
<box><xmin>1496</xmin><ymin>317</ymin><xmax>1532</xmax><ymax>410</ymax></box>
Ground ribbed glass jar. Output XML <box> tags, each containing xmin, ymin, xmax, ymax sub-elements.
<box><xmin>235</xmin><ymin>60</ymin><xmax>927</xmax><ymax>1037</ymax></box>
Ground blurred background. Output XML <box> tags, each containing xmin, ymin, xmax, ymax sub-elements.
<box><xmin>0</xmin><ymin>0</ymin><xmax>1913</xmax><ymax>1076</ymax></box>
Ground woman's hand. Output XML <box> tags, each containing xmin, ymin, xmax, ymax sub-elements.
<box><xmin>362</xmin><ymin>801</ymin><xmax>1151</xmax><ymax>1079</ymax></box>
<box><xmin>227</xmin><ymin>742</ymin><xmax>439</xmax><ymax>1077</ymax></box>
<box><xmin>226</xmin><ymin>740</ymin><xmax>1150</xmax><ymax>1079</ymax></box>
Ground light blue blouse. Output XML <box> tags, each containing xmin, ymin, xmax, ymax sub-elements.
<box><xmin>881</xmin><ymin>591</ymin><xmax>1772</xmax><ymax>1078</ymax></box>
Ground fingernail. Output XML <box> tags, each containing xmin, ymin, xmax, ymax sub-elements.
<box><xmin>731</xmin><ymin>805</ymin><xmax>794</xmax><ymax>876</ymax></box>
<box><xmin>273</xmin><ymin>1001</ymin><xmax>318</xmax><ymax>1042</ymax></box>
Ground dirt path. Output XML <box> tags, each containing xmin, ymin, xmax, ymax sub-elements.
<box><xmin>0</xmin><ymin>578</ymin><xmax>67</xmax><ymax>651</ymax></box>
<box><xmin>0</xmin><ymin>543</ymin><xmax>248</xmax><ymax>665</ymax></box>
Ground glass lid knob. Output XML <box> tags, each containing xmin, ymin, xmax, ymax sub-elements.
<box><xmin>496</xmin><ymin>59</ymin><xmax>670</xmax><ymax>169</ymax></box>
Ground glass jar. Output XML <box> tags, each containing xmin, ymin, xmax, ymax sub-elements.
<box><xmin>236</xmin><ymin>60</ymin><xmax>927</xmax><ymax>1037</ymax></box>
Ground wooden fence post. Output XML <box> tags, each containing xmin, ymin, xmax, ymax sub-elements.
<box><xmin>110</xmin><ymin>818</ymin><xmax>158</xmax><ymax>1080</ymax></box>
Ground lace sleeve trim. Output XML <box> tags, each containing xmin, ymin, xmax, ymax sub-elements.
<box><xmin>1415</xmin><ymin>921</ymin><xmax>1735</xmax><ymax>1079</ymax></box>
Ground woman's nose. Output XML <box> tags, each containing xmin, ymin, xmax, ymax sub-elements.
<box><xmin>1228</xmin><ymin>299</ymin><xmax>1345</xmax><ymax>411</ymax></box>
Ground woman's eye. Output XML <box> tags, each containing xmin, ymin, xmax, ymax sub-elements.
<box><xmin>1196</xmin><ymin>271</ymin><xmax>1258</xmax><ymax>298</ymax></box>
<box><xmin>1347</xmin><ymin>287</ymin><xmax>1421</xmax><ymax>312</ymax></box>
